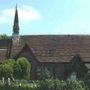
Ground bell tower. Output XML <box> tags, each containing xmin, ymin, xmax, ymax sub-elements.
<box><xmin>12</xmin><ymin>5</ymin><xmax>20</xmax><ymax>43</ymax></box>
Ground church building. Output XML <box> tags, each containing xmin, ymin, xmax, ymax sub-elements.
<box><xmin>0</xmin><ymin>7</ymin><xmax>90</xmax><ymax>80</ymax></box>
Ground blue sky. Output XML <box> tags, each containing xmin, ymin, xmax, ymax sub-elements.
<box><xmin>0</xmin><ymin>0</ymin><xmax>90</xmax><ymax>35</ymax></box>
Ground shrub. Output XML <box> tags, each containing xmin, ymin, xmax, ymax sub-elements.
<box><xmin>0</xmin><ymin>79</ymin><xmax>89</xmax><ymax>90</ymax></box>
<box><xmin>38</xmin><ymin>79</ymin><xmax>89</xmax><ymax>90</ymax></box>
<box><xmin>13</xmin><ymin>62</ymin><xmax>22</xmax><ymax>79</ymax></box>
<box><xmin>0</xmin><ymin>57</ymin><xmax>31</xmax><ymax>80</ymax></box>
<box><xmin>0</xmin><ymin>64</ymin><xmax>13</xmax><ymax>80</ymax></box>
<box><xmin>16</xmin><ymin>57</ymin><xmax>31</xmax><ymax>80</ymax></box>
<box><xmin>39</xmin><ymin>68</ymin><xmax>52</xmax><ymax>80</ymax></box>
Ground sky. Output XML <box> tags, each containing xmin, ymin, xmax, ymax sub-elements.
<box><xmin>0</xmin><ymin>0</ymin><xmax>90</xmax><ymax>35</ymax></box>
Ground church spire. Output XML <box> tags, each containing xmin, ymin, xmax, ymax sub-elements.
<box><xmin>12</xmin><ymin>5</ymin><xmax>20</xmax><ymax>43</ymax></box>
<box><xmin>13</xmin><ymin>5</ymin><xmax>19</xmax><ymax>34</ymax></box>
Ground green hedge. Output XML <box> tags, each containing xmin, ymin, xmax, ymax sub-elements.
<box><xmin>0</xmin><ymin>85</ymin><xmax>38</xmax><ymax>90</ymax></box>
<box><xmin>38</xmin><ymin>79</ymin><xmax>89</xmax><ymax>90</ymax></box>
<box><xmin>0</xmin><ymin>80</ymin><xmax>89</xmax><ymax>90</ymax></box>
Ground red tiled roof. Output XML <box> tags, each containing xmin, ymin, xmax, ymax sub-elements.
<box><xmin>10</xmin><ymin>35</ymin><xmax>90</xmax><ymax>63</ymax></box>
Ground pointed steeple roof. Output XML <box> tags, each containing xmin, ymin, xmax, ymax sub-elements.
<box><xmin>13</xmin><ymin>5</ymin><xmax>19</xmax><ymax>34</ymax></box>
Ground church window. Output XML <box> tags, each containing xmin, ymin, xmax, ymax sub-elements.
<box><xmin>68</xmin><ymin>72</ymin><xmax>77</xmax><ymax>81</ymax></box>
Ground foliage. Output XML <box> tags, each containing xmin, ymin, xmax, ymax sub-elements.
<box><xmin>0</xmin><ymin>34</ymin><xmax>10</xmax><ymax>39</ymax></box>
<box><xmin>39</xmin><ymin>68</ymin><xmax>52</xmax><ymax>80</ymax></box>
<box><xmin>4</xmin><ymin>59</ymin><xmax>15</xmax><ymax>70</ymax></box>
<box><xmin>71</xmin><ymin>54</ymin><xmax>88</xmax><ymax>80</ymax></box>
<box><xmin>0</xmin><ymin>63</ymin><xmax>13</xmax><ymax>80</ymax></box>
<box><xmin>0</xmin><ymin>84</ymin><xmax>38</xmax><ymax>90</ymax></box>
<box><xmin>0</xmin><ymin>79</ymin><xmax>89</xmax><ymax>90</ymax></box>
<box><xmin>16</xmin><ymin>57</ymin><xmax>31</xmax><ymax>80</ymax></box>
<box><xmin>0</xmin><ymin>59</ymin><xmax>16</xmax><ymax>80</ymax></box>
<box><xmin>13</xmin><ymin>62</ymin><xmax>22</xmax><ymax>79</ymax></box>
<box><xmin>0</xmin><ymin>57</ymin><xmax>89</xmax><ymax>90</ymax></box>
<box><xmin>38</xmin><ymin>79</ymin><xmax>89</xmax><ymax>90</ymax></box>
<box><xmin>0</xmin><ymin>57</ymin><xmax>31</xmax><ymax>80</ymax></box>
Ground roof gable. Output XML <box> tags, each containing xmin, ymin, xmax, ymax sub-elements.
<box><xmin>13</xmin><ymin>43</ymin><xmax>39</xmax><ymax>63</ymax></box>
<box><xmin>14</xmin><ymin>43</ymin><xmax>32</xmax><ymax>58</ymax></box>
<box><xmin>70</xmin><ymin>54</ymin><xmax>88</xmax><ymax>79</ymax></box>
<box><xmin>71</xmin><ymin>54</ymin><xmax>88</xmax><ymax>70</ymax></box>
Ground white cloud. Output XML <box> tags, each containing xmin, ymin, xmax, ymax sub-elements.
<box><xmin>0</xmin><ymin>5</ymin><xmax>41</xmax><ymax>23</ymax></box>
<box><xmin>19</xmin><ymin>6</ymin><xmax>41</xmax><ymax>21</ymax></box>
<box><xmin>56</xmin><ymin>17</ymin><xmax>90</xmax><ymax>34</ymax></box>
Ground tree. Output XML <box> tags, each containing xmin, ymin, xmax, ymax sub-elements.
<box><xmin>0</xmin><ymin>57</ymin><xmax>31</xmax><ymax>80</ymax></box>
<box><xmin>0</xmin><ymin>59</ymin><xmax>15</xmax><ymax>81</ymax></box>
<box><xmin>4</xmin><ymin>59</ymin><xmax>15</xmax><ymax>67</ymax></box>
<box><xmin>13</xmin><ymin>61</ymin><xmax>22</xmax><ymax>79</ymax></box>
<box><xmin>16</xmin><ymin>57</ymin><xmax>31</xmax><ymax>79</ymax></box>
<box><xmin>0</xmin><ymin>34</ymin><xmax>10</xmax><ymax>39</ymax></box>
<box><xmin>0</xmin><ymin>64</ymin><xmax>13</xmax><ymax>80</ymax></box>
